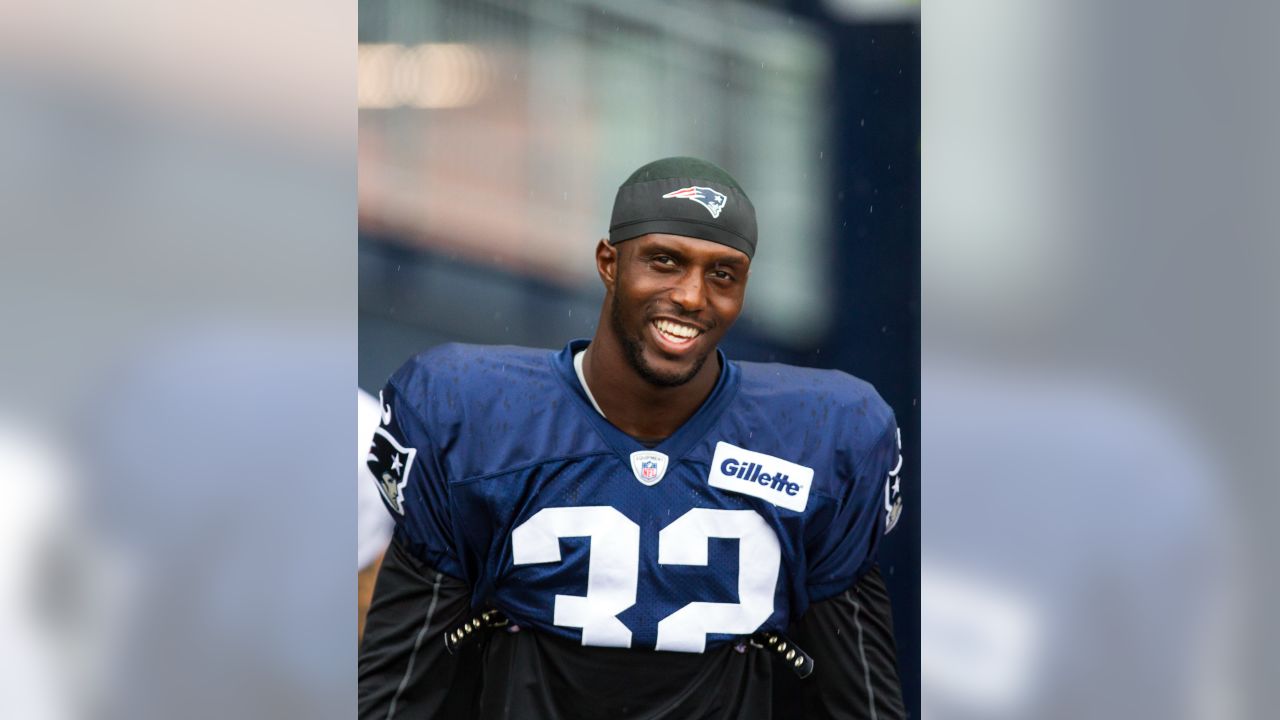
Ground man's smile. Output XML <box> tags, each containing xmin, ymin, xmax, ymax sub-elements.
<box><xmin>650</xmin><ymin>317</ymin><xmax>706</xmax><ymax>352</ymax></box>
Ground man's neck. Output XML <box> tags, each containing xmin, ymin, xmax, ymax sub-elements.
<box><xmin>581</xmin><ymin>334</ymin><xmax>720</xmax><ymax>442</ymax></box>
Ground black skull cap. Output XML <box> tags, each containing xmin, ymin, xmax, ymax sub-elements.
<box><xmin>608</xmin><ymin>156</ymin><xmax>757</xmax><ymax>258</ymax></box>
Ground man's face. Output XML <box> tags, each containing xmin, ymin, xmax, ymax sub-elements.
<box><xmin>605</xmin><ymin>233</ymin><xmax>749</xmax><ymax>387</ymax></box>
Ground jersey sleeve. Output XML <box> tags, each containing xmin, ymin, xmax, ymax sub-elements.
<box><xmin>365</xmin><ymin>371</ymin><xmax>464</xmax><ymax>579</ymax></box>
<box><xmin>785</xmin><ymin>564</ymin><xmax>906</xmax><ymax>720</ymax></box>
<box><xmin>358</xmin><ymin>531</ymin><xmax>481</xmax><ymax>719</ymax></box>
<box><xmin>804</xmin><ymin>411</ymin><xmax>904</xmax><ymax>603</ymax></box>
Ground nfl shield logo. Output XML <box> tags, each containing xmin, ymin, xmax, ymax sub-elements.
<box><xmin>629</xmin><ymin>450</ymin><xmax>669</xmax><ymax>486</ymax></box>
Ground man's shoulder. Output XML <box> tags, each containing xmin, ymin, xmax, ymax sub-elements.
<box><xmin>713</xmin><ymin>361</ymin><xmax>898</xmax><ymax>513</ymax></box>
<box><xmin>391</xmin><ymin>343</ymin><xmax>556</xmax><ymax>393</ymax></box>
<box><xmin>382</xmin><ymin>343</ymin><xmax>593</xmax><ymax>479</ymax></box>
<box><xmin>384</xmin><ymin>343</ymin><xmax>565</xmax><ymax>433</ymax></box>
<box><xmin>735</xmin><ymin>360</ymin><xmax>895</xmax><ymax>432</ymax></box>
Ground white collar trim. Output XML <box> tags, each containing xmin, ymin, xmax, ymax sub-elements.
<box><xmin>573</xmin><ymin>349</ymin><xmax>606</xmax><ymax>418</ymax></box>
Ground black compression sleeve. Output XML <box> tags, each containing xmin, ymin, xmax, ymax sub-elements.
<box><xmin>788</xmin><ymin>564</ymin><xmax>906</xmax><ymax>720</ymax></box>
<box><xmin>358</xmin><ymin>532</ymin><xmax>481</xmax><ymax>720</ymax></box>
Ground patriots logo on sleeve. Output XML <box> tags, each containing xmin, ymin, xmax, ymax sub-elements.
<box><xmin>883</xmin><ymin>428</ymin><xmax>904</xmax><ymax>533</ymax></box>
<box><xmin>661</xmin><ymin>186</ymin><xmax>728</xmax><ymax>218</ymax></box>
<box><xmin>366</xmin><ymin>389</ymin><xmax>417</xmax><ymax>515</ymax></box>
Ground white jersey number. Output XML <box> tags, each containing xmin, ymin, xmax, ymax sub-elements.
<box><xmin>511</xmin><ymin>506</ymin><xmax>639</xmax><ymax>648</ymax></box>
<box><xmin>655</xmin><ymin>508</ymin><xmax>781</xmax><ymax>652</ymax></box>
<box><xmin>511</xmin><ymin>506</ymin><xmax>781</xmax><ymax>652</ymax></box>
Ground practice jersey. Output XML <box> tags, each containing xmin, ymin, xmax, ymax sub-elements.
<box><xmin>367</xmin><ymin>339</ymin><xmax>902</xmax><ymax>653</ymax></box>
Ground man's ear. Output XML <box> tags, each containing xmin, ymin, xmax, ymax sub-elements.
<box><xmin>596</xmin><ymin>238</ymin><xmax>618</xmax><ymax>291</ymax></box>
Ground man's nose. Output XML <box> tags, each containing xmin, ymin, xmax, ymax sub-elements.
<box><xmin>670</xmin><ymin>272</ymin><xmax>707</xmax><ymax>312</ymax></box>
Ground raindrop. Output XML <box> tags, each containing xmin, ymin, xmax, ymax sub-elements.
<box><xmin>818</xmin><ymin>150</ymin><xmax>823</xmax><ymax>159</ymax></box>
<box><xmin>859</xmin><ymin>118</ymin><xmax>865</xmax><ymax>127</ymax></box>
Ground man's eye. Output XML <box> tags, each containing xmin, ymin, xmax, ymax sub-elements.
<box><xmin>652</xmin><ymin>255</ymin><xmax>676</xmax><ymax>266</ymax></box>
<box><xmin>711</xmin><ymin>269</ymin><xmax>735</xmax><ymax>281</ymax></box>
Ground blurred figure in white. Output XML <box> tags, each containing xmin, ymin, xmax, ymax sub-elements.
<box><xmin>0</xmin><ymin>423</ymin><xmax>72</xmax><ymax>720</ymax></box>
<box><xmin>358</xmin><ymin>388</ymin><xmax>394</xmax><ymax>642</ymax></box>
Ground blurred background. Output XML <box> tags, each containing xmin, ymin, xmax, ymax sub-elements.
<box><xmin>356</xmin><ymin>0</ymin><xmax>920</xmax><ymax>715</ymax></box>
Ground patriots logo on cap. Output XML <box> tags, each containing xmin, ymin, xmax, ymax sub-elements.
<box><xmin>662</xmin><ymin>186</ymin><xmax>728</xmax><ymax>219</ymax></box>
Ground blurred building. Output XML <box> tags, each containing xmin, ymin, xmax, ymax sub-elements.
<box><xmin>358</xmin><ymin>0</ymin><xmax>838</xmax><ymax>377</ymax></box>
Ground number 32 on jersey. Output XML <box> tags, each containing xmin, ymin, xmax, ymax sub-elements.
<box><xmin>511</xmin><ymin>507</ymin><xmax>780</xmax><ymax>653</ymax></box>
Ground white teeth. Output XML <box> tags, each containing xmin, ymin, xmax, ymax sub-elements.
<box><xmin>654</xmin><ymin>319</ymin><xmax>701</xmax><ymax>340</ymax></box>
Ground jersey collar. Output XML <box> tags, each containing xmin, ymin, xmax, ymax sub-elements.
<box><xmin>551</xmin><ymin>338</ymin><xmax>740</xmax><ymax>466</ymax></box>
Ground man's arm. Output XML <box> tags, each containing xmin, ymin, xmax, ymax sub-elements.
<box><xmin>357</xmin><ymin>551</ymin><xmax>383</xmax><ymax>644</ymax></box>
<box><xmin>358</xmin><ymin>532</ymin><xmax>481</xmax><ymax>720</ymax></box>
<box><xmin>788</xmin><ymin>564</ymin><xmax>906</xmax><ymax>720</ymax></box>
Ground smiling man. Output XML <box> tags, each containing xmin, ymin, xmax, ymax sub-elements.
<box><xmin>359</xmin><ymin>157</ymin><xmax>906</xmax><ymax>719</ymax></box>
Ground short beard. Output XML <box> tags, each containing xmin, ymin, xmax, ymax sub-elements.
<box><xmin>610</xmin><ymin>293</ymin><xmax>710</xmax><ymax>388</ymax></box>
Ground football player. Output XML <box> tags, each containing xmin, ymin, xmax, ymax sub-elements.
<box><xmin>359</xmin><ymin>157</ymin><xmax>906</xmax><ymax>719</ymax></box>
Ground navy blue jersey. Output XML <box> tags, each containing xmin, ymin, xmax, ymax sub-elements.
<box><xmin>367</xmin><ymin>340</ymin><xmax>902</xmax><ymax>654</ymax></box>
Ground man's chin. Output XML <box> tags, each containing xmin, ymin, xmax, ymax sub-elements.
<box><xmin>635</xmin><ymin>349</ymin><xmax>709</xmax><ymax>388</ymax></box>
<box><xmin>612</xmin><ymin>306</ymin><xmax>713</xmax><ymax>388</ymax></box>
